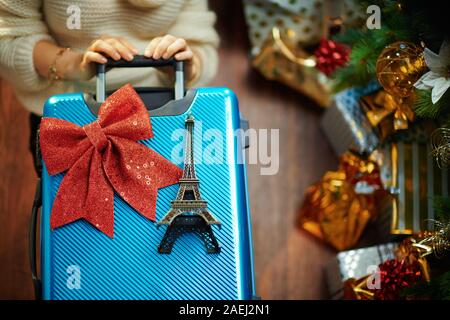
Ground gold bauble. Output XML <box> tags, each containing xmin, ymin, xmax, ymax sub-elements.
<box><xmin>376</xmin><ymin>41</ymin><xmax>426</xmax><ymax>97</ymax></box>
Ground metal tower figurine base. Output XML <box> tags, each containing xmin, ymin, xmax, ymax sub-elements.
<box><xmin>158</xmin><ymin>215</ymin><xmax>221</xmax><ymax>253</ymax></box>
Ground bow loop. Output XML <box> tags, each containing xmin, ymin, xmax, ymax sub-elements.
<box><xmin>99</xmin><ymin>84</ymin><xmax>154</xmax><ymax>141</ymax></box>
<box><xmin>40</xmin><ymin>118</ymin><xmax>92</xmax><ymax>175</ymax></box>
<box><xmin>40</xmin><ymin>84</ymin><xmax>182</xmax><ymax>237</ymax></box>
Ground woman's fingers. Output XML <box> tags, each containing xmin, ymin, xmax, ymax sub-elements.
<box><xmin>174</xmin><ymin>50</ymin><xmax>193</xmax><ymax>61</ymax></box>
<box><xmin>84</xmin><ymin>51</ymin><xmax>108</xmax><ymax>64</ymax></box>
<box><xmin>153</xmin><ymin>34</ymin><xmax>177</xmax><ymax>59</ymax></box>
<box><xmin>85</xmin><ymin>34</ymin><xmax>194</xmax><ymax>65</ymax></box>
<box><xmin>144</xmin><ymin>37</ymin><xmax>161</xmax><ymax>58</ymax></box>
<box><xmin>105</xmin><ymin>38</ymin><xmax>134</xmax><ymax>61</ymax></box>
<box><xmin>164</xmin><ymin>38</ymin><xmax>187</xmax><ymax>59</ymax></box>
<box><xmin>117</xmin><ymin>37</ymin><xmax>138</xmax><ymax>55</ymax></box>
<box><xmin>89</xmin><ymin>39</ymin><xmax>121</xmax><ymax>60</ymax></box>
<box><xmin>84</xmin><ymin>34</ymin><xmax>194</xmax><ymax>69</ymax></box>
<box><xmin>145</xmin><ymin>35</ymin><xmax>194</xmax><ymax>61</ymax></box>
<box><xmin>89</xmin><ymin>37</ymin><xmax>138</xmax><ymax>61</ymax></box>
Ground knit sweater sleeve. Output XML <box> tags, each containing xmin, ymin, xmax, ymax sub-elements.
<box><xmin>0</xmin><ymin>0</ymin><xmax>54</xmax><ymax>92</ymax></box>
<box><xmin>165</xmin><ymin>0</ymin><xmax>219</xmax><ymax>86</ymax></box>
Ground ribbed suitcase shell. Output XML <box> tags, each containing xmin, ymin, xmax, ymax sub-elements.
<box><xmin>40</xmin><ymin>87</ymin><xmax>256</xmax><ymax>300</ymax></box>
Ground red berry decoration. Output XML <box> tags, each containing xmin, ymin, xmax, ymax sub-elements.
<box><xmin>314</xmin><ymin>38</ymin><xmax>350</xmax><ymax>76</ymax></box>
<box><xmin>375</xmin><ymin>259</ymin><xmax>422</xmax><ymax>300</ymax></box>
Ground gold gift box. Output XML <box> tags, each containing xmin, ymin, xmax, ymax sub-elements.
<box><xmin>252</xmin><ymin>27</ymin><xmax>332</xmax><ymax>107</ymax></box>
<box><xmin>387</xmin><ymin>141</ymin><xmax>450</xmax><ymax>234</ymax></box>
<box><xmin>298</xmin><ymin>152</ymin><xmax>383</xmax><ymax>251</ymax></box>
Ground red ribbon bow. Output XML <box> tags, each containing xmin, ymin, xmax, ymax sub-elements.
<box><xmin>40</xmin><ymin>84</ymin><xmax>183</xmax><ymax>237</ymax></box>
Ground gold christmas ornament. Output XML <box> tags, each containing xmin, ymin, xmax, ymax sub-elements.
<box><xmin>376</xmin><ymin>41</ymin><xmax>426</xmax><ymax>98</ymax></box>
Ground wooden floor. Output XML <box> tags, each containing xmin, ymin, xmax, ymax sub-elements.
<box><xmin>0</xmin><ymin>0</ymin><xmax>337</xmax><ymax>299</ymax></box>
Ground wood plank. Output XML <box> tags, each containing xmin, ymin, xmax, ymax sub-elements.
<box><xmin>0</xmin><ymin>80</ymin><xmax>36</xmax><ymax>299</ymax></box>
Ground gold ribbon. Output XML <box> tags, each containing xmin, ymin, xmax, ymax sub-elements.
<box><xmin>394</xmin><ymin>220</ymin><xmax>450</xmax><ymax>284</ymax></box>
<box><xmin>361</xmin><ymin>90</ymin><xmax>415</xmax><ymax>135</ymax></box>
<box><xmin>271</xmin><ymin>27</ymin><xmax>316</xmax><ymax>67</ymax></box>
<box><xmin>414</xmin><ymin>227</ymin><xmax>450</xmax><ymax>259</ymax></box>
<box><xmin>344</xmin><ymin>276</ymin><xmax>375</xmax><ymax>300</ymax></box>
<box><xmin>396</xmin><ymin>237</ymin><xmax>432</xmax><ymax>282</ymax></box>
<box><xmin>388</xmin><ymin>143</ymin><xmax>407</xmax><ymax>234</ymax></box>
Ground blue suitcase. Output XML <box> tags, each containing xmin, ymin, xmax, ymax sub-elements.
<box><xmin>29</xmin><ymin>57</ymin><xmax>257</xmax><ymax>300</ymax></box>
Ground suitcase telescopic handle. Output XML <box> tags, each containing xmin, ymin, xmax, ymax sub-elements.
<box><xmin>95</xmin><ymin>55</ymin><xmax>184</xmax><ymax>102</ymax></box>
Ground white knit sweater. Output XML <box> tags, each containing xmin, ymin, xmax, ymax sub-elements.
<box><xmin>0</xmin><ymin>0</ymin><xmax>219</xmax><ymax>114</ymax></box>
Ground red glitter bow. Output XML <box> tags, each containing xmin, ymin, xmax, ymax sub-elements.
<box><xmin>314</xmin><ymin>38</ymin><xmax>350</xmax><ymax>76</ymax></box>
<box><xmin>40</xmin><ymin>84</ymin><xmax>182</xmax><ymax>237</ymax></box>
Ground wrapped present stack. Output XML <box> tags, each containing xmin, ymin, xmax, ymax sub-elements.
<box><xmin>324</xmin><ymin>242</ymin><xmax>398</xmax><ymax>299</ymax></box>
<box><xmin>293</xmin><ymin>0</ymin><xmax>450</xmax><ymax>299</ymax></box>
<box><xmin>320</xmin><ymin>81</ymin><xmax>380</xmax><ymax>155</ymax></box>
<box><xmin>242</xmin><ymin>0</ymin><xmax>364</xmax><ymax>107</ymax></box>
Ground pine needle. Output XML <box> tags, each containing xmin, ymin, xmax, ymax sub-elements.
<box><xmin>414</xmin><ymin>89</ymin><xmax>450</xmax><ymax>119</ymax></box>
<box><xmin>432</xmin><ymin>196</ymin><xmax>450</xmax><ymax>221</ymax></box>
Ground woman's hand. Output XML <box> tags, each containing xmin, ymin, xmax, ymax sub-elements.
<box><xmin>63</xmin><ymin>35</ymin><xmax>138</xmax><ymax>81</ymax></box>
<box><xmin>34</xmin><ymin>35</ymin><xmax>199</xmax><ymax>83</ymax></box>
<box><xmin>144</xmin><ymin>34</ymin><xmax>192</xmax><ymax>61</ymax></box>
<box><xmin>144</xmin><ymin>34</ymin><xmax>200</xmax><ymax>83</ymax></box>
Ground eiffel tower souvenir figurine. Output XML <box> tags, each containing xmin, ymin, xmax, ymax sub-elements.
<box><xmin>157</xmin><ymin>115</ymin><xmax>221</xmax><ymax>253</ymax></box>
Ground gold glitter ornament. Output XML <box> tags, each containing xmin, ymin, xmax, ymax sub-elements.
<box><xmin>376</xmin><ymin>41</ymin><xmax>426</xmax><ymax>98</ymax></box>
